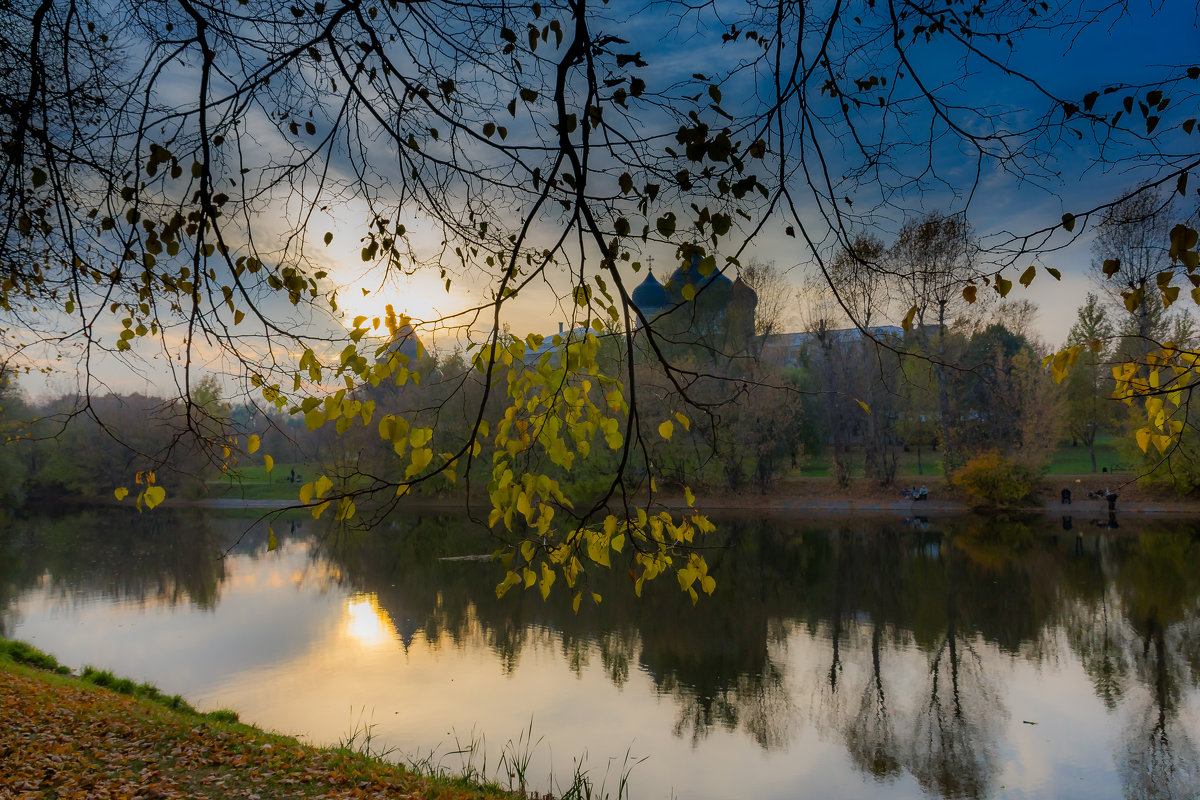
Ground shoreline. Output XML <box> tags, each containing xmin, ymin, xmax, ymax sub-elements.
<box><xmin>194</xmin><ymin>473</ymin><xmax>1200</xmax><ymax>518</ymax></box>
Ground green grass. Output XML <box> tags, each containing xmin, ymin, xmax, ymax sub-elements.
<box><xmin>794</xmin><ymin>449</ymin><xmax>943</xmax><ymax>479</ymax></box>
<box><xmin>1046</xmin><ymin>436</ymin><xmax>1126</xmax><ymax>474</ymax></box>
<box><xmin>208</xmin><ymin>462</ymin><xmax>310</xmax><ymax>501</ymax></box>
<box><xmin>1</xmin><ymin>638</ymin><xmax>241</xmax><ymax>723</ymax></box>
<box><xmin>794</xmin><ymin>438</ymin><xmax>1127</xmax><ymax>480</ymax></box>
<box><xmin>0</xmin><ymin>638</ymin><xmax>72</xmax><ymax>674</ymax></box>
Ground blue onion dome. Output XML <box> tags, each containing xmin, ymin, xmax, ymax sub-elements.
<box><xmin>632</xmin><ymin>271</ymin><xmax>670</xmax><ymax>316</ymax></box>
<box><xmin>666</xmin><ymin>254</ymin><xmax>732</xmax><ymax>303</ymax></box>
<box><xmin>731</xmin><ymin>276</ymin><xmax>758</xmax><ymax>310</ymax></box>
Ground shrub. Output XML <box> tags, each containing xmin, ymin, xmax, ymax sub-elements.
<box><xmin>951</xmin><ymin>451</ymin><xmax>1042</xmax><ymax>506</ymax></box>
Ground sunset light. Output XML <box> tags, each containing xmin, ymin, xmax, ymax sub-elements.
<box><xmin>343</xmin><ymin>594</ymin><xmax>396</xmax><ymax>649</ymax></box>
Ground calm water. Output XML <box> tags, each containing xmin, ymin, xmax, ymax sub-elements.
<box><xmin>2</xmin><ymin>508</ymin><xmax>1199</xmax><ymax>800</ymax></box>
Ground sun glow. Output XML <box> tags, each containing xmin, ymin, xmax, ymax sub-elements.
<box><xmin>343</xmin><ymin>593</ymin><xmax>396</xmax><ymax>648</ymax></box>
<box><xmin>331</xmin><ymin>267</ymin><xmax>454</xmax><ymax>333</ymax></box>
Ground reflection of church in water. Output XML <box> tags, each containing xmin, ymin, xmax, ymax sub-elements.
<box><xmin>629</xmin><ymin>255</ymin><xmax>758</xmax><ymax>353</ymax></box>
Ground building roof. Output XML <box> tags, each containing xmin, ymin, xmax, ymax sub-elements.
<box><xmin>631</xmin><ymin>271</ymin><xmax>669</xmax><ymax>316</ymax></box>
<box><xmin>665</xmin><ymin>254</ymin><xmax>732</xmax><ymax>303</ymax></box>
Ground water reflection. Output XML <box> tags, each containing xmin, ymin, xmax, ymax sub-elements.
<box><xmin>3</xmin><ymin>510</ymin><xmax>1200</xmax><ymax>799</ymax></box>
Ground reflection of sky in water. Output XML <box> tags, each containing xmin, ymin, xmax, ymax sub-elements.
<box><xmin>6</xmin><ymin>522</ymin><xmax>1200</xmax><ymax>800</ymax></box>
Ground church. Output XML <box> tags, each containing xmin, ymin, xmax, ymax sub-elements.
<box><xmin>629</xmin><ymin>255</ymin><xmax>758</xmax><ymax>353</ymax></box>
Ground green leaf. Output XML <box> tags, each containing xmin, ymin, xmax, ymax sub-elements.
<box><xmin>31</xmin><ymin>167</ymin><xmax>47</xmax><ymax>188</ymax></box>
<box><xmin>1062</xmin><ymin>213</ymin><xmax>1076</xmax><ymax>232</ymax></box>
<box><xmin>1019</xmin><ymin>265</ymin><xmax>1036</xmax><ymax>287</ymax></box>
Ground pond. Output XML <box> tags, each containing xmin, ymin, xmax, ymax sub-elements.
<box><xmin>2</xmin><ymin>507</ymin><xmax>1198</xmax><ymax>800</ymax></box>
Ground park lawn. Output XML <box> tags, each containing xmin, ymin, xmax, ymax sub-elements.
<box><xmin>208</xmin><ymin>462</ymin><xmax>310</xmax><ymax>501</ymax></box>
<box><xmin>797</xmin><ymin>438</ymin><xmax>1125</xmax><ymax>480</ymax></box>
<box><xmin>1046</xmin><ymin>436</ymin><xmax>1125</xmax><ymax>475</ymax></box>
<box><xmin>0</xmin><ymin>643</ymin><xmax>514</xmax><ymax>800</ymax></box>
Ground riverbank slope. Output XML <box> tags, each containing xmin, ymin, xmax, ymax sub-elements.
<box><xmin>0</xmin><ymin>651</ymin><xmax>514</xmax><ymax>800</ymax></box>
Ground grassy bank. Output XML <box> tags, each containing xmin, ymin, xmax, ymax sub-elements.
<box><xmin>0</xmin><ymin>640</ymin><xmax>516</xmax><ymax>800</ymax></box>
<box><xmin>209</xmin><ymin>440</ymin><xmax>1132</xmax><ymax>504</ymax></box>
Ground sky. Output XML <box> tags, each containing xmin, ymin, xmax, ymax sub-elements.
<box><xmin>301</xmin><ymin>0</ymin><xmax>1200</xmax><ymax>352</ymax></box>
<box><xmin>5</xmin><ymin>0</ymin><xmax>1199</xmax><ymax>399</ymax></box>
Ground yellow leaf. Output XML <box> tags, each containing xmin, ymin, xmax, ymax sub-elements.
<box><xmin>658</xmin><ymin>420</ymin><xmax>674</xmax><ymax>440</ymax></box>
<box><xmin>684</xmin><ymin>486</ymin><xmax>695</xmax><ymax>507</ymax></box>
<box><xmin>901</xmin><ymin>304</ymin><xmax>918</xmax><ymax>331</ymax></box>
<box><xmin>681</xmin><ymin>283</ymin><xmax>696</xmax><ymax>301</ymax></box>
<box><xmin>264</xmin><ymin>454</ymin><xmax>274</xmax><ymax>472</ymax></box>
<box><xmin>299</xmin><ymin>482</ymin><xmax>314</xmax><ymax>505</ymax></box>
<box><xmin>674</xmin><ymin>412</ymin><xmax>690</xmax><ymax>431</ymax></box>
<box><xmin>1136</xmin><ymin>427</ymin><xmax>1152</xmax><ymax>453</ymax></box>
<box><xmin>143</xmin><ymin>486</ymin><xmax>166</xmax><ymax>510</ymax></box>
<box><xmin>572</xmin><ymin>592</ymin><xmax>581</xmax><ymax>613</ymax></box>
<box><xmin>516</xmin><ymin>491</ymin><xmax>533</xmax><ymax>522</ymax></box>
<box><xmin>1019</xmin><ymin>265</ymin><xmax>1036</xmax><ymax>287</ymax></box>
<box><xmin>539</xmin><ymin>562</ymin><xmax>556</xmax><ymax>600</ymax></box>
<box><xmin>304</xmin><ymin>409</ymin><xmax>325</xmax><ymax>430</ymax></box>
<box><xmin>411</xmin><ymin>447</ymin><xmax>433</xmax><ymax>471</ymax></box>
<box><xmin>315</xmin><ymin>474</ymin><xmax>333</xmax><ymax>498</ymax></box>
<box><xmin>268</xmin><ymin>527</ymin><xmax>279</xmax><ymax>551</ymax></box>
<box><xmin>611</xmin><ymin>533</ymin><xmax>625</xmax><ymax>553</ymax></box>
<box><xmin>856</xmin><ymin>398</ymin><xmax>871</xmax><ymax>415</ymax></box>
<box><xmin>113</xmin><ymin>487</ymin><xmax>129</xmax><ymax>501</ymax></box>
<box><xmin>247</xmin><ymin>434</ymin><xmax>261</xmax><ymax>454</ymax></box>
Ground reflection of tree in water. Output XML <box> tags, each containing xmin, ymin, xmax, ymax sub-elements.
<box><xmin>0</xmin><ymin>508</ymin><xmax>228</xmax><ymax>619</ymax></box>
<box><xmin>909</xmin><ymin>619</ymin><xmax>1001</xmax><ymax>799</ymax></box>
<box><xmin>306</xmin><ymin>512</ymin><xmax>1200</xmax><ymax>798</ymax></box>
<box><xmin>843</xmin><ymin>622</ymin><xmax>902</xmax><ymax>782</ymax></box>
<box><xmin>1060</xmin><ymin>534</ymin><xmax>1131</xmax><ymax>710</ymax></box>
<box><xmin>1113</xmin><ymin>531</ymin><xmax>1200</xmax><ymax>800</ymax></box>
<box><xmin>841</xmin><ymin>529</ymin><xmax>906</xmax><ymax>783</ymax></box>
<box><xmin>1118</xmin><ymin>617</ymin><xmax>1200</xmax><ymax>800</ymax></box>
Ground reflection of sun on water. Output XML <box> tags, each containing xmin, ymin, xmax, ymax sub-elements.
<box><xmin>343</xmin><ymin>593</ymin><xmax>396</xmax><ymax>648</ymax></box>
